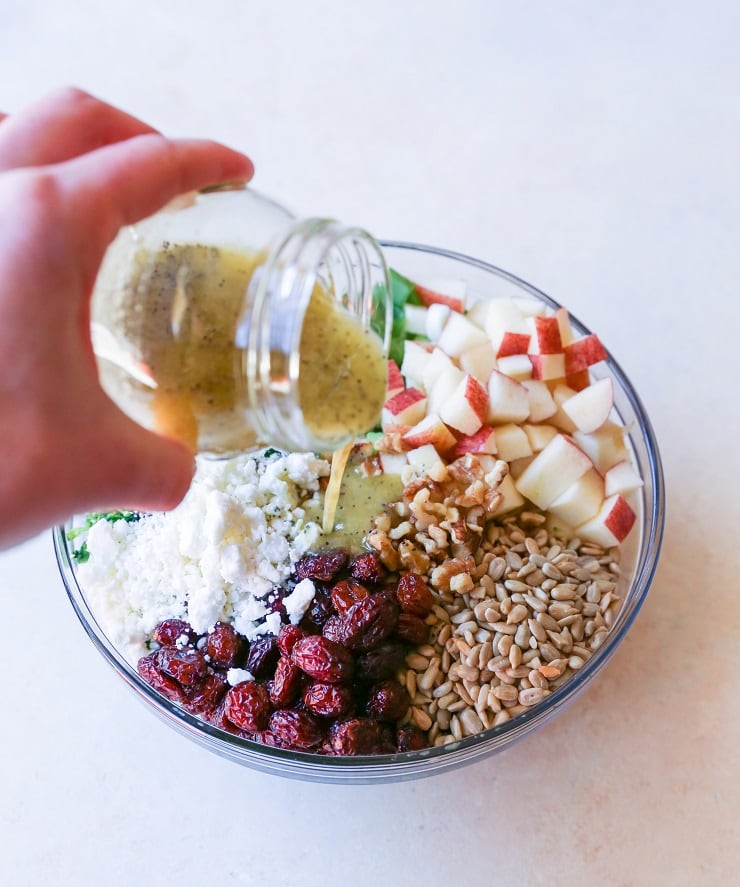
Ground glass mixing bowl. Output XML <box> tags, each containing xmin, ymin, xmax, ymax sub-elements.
<box><xmin>54</xmin><ymin>242</ymin><xmax>665</xmax><ymax>784</ymax></box>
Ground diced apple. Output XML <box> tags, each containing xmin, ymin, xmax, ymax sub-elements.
<box><xmin>402</xmin><ymin>413</ymin><xmax>457</xmax><ymax>453</ymax></box>
<box><xmin>550</xmin><ymin>384</ymin><xmax>579</xmax><ymax>433</ymax></box>
<box><xmin>529</xmin><ymin>352</ymin><xmax>566</xmax><ymax>381</ymax></box>
<box><xmin>379</xmin><ymin>452</ymin><xmax>409</xmax><ymax>475</ymax></box>
<box><xmin>577</xmin><ymin>494</ymin><xmax>636</xmax><ymax>546</ymax></box>
<box><xmin>466</xmin><ymin>298</ymin><xmax>490</xmax><ymax>328</ymax></box>
<box><xmin>482</xmin><ymin>298</ymin><xmax>528</xmax><ymax>348</ymax></box>
<box><xmin>508</xmin><ymin>455</ymin><xmax>535</xmax><ymax>479</ymax></box>
<box><xmin>526</xmin><ymin>316</ymin><xmax>563</xmax><ymax>355</ymax></box>
<box><xmin>515</xmin><ymin>434</ymin><xmax>593</xmax><ymax>508</ymax></box>
<box><xmin>382</xmin><ymin>387</ymin><xmax>426</xmax><ymax>428</ymax></box>
<box><xmin>491</xmin><ymin>473</ymin><xmax>526</xmax><ymax>515</ymax></box>
<box><xmin>564</xmin><ymin>334</ymin><xmax>608</xmax><ymax>375</ymax></box>
<box><xmin>426</xmin><ymin>363</ymin><xmax>466</xmax><ymax>414</ymax></box>
<box><xmin>459</xmin><ymin>340</ymin><xmax>497</xmax><ymax>382</ymax></box>
<box><xmin>425</xmin><ymin>303</ymin><xmax>451</xmax><ymax>342</ymax></box>
<box><xmin>439</xmin><ymin>374</ymin><xmax>488</xmax><ymax>435</ymax></box>
<box><xmin>496</xmin><ymin>331</ymin><xmax>531</xmax><ymax>358</ymax></box>
<box><xmin>404</xmin><ymin>303</ymin><xmax>428</xmax><ymax>337</ymax></box>
<box><xmin>437</xmin><ymin>312</ymin><xmax>489</xmax><ymax>358</ymax></box>
<box><xmin>566</xmin><ymin>369</ymin><xmax>591</xmax><ymax>391</ymax></box>
<box><xmin>561</xmin><ymin>377</ymin><xmax>613</xmax><ymax>433</ymax></box>
<box><xmin>604</xmin><ymin>460</ymin><xmax>643</xmax><ymax>497</ymax></box>
<box><xmin>497</xmin><ymin>353</ymin><xmax>533</xmax><ymax>381</ymax></box>
<box><xmin>494</xmin><ymin>423</ymin><xmax>533</xmax><ymax>462</ymax></box>
<box><xmin>451</xmin><ymin>426</ymin><xmax>497</xmax><ymax>458</ymax></box>
<box><xmin>422</xmin><ymin>347</ymin><xmax>457</xmax><ymax>392</ymax></box>
<box><xmin>413</xmin><ymin>279</ymin><xmax>466</xmax><ymax>313</ymax></box>
<box><xmin>548</xmin><ymin>468</ymin><xmax>605</xmax><ymax>527</ymax></box>
<box><xmin>400</xmin><ymin>340</ymin><xmax>432</xmax><ymax>387</ymax></box>
<box><xmin>522</xmin><ymin>380</ymin><xmax>557</xmax><ymax>423</ymax></box>
<box><xmin>405</xmin><ymin>443</ymin><xmax>448</xmax><ymax>481</ymax></box>
<box><xmin>572</xmin><ymin>421</ymin><xmax>629</xmax><ymax>473</ymax></box>
<box><xmin>486</xmin><ymin>370</ymin><xmax>530</xmax><ymax>424</ymax></box>
<box><xmin>522</xmin><ymin>423</ymin><xmax>558</xmax><ymax>452</ymax></box>
<box><xmin>554</xmin><ymin>307</ymin><xmax>574</xmax><ymax>347</ymax></box>
<box><xmin>514</xmin><ymin>298</ymin><xmax>547</xmax><ymax>317</ymax></box>
<box><xmin>387</xmin><ymin>359</ymin><xmax>405</xmax><ymax>398</ymax></box>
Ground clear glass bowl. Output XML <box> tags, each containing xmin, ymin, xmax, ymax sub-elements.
<box><xmin>54</xmin><ymin>242</ymin><xmax>665</xmax><ymax>784</ymax></box>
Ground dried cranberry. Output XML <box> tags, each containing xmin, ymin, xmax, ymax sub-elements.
<box><xmin>340</xmin><ymin>594</ymin><xmax>398</xmax><ymax>652</ymax></box>
<box><xmin>396</xmin><ymin>726</ymin><xmax>429</xmax><ymax>751</ymax></box>
<box><xmin>355</xmin><ymin>643</ymin><xmax>407</xmax><ymax>681</ymax></box>
<box><xmin>268</xmin><ymin>708</ymin><xmax>323</xmax><ymax>750</ymax></box>
<box><xmin>210</xmin><ymin>700</ymin><xmax>241</xmax><ymax>735</ymax></box>
<box><xmin>276</xmin><ymin>624</ymin><xmax>305</xmax><ymax>657</ymax></box>
<box><xmin>206</xmin><ymin>622</ymin><xmax>245</xmax><ymax>669</ymax></box>
<box><xmin>291</xmin><ymin>635</ymin><xmax>354</xmax><ymax>684</ymax></box>
<box><xmin>349</xmin><ymin>552</ymin><xmax>385</xmax><ymax>585</ymax></box>
<box><xmin>245</xmin><ymin>635</ymin><xmax>279</xmax><ymax>678</ymax></box>
<box><xmin>269</xmin><ymin>656</ymin><xmax>303</xmax><ymax>707</ymax></box>
<box><xmin>329</xmin><ymin>718</ymin><xmax>383</xmax><ymax>755</ymax></box>
<box><xmin>295</xmin><ymin>548</ymin><xmax>348</xmax><ymax>582</ymax></box>
<box><xmin>151</xmin><ymin>619</ymin><xmax>197</xmax><ymax>647</ymax></box>
<box><xmin>155</xmin><ymin>647</ymin><xmax>208</xmax><ymax>688</ymax></box>
<box><xmin>302</xmin><ymin>682</ymin><xmax>354</xmax><ymax>718</ymax></box>
<box><xmin>322</xmin><ymin>615</ymin><xmax>344</xmax><ymax>644</ymax></box>
<box><xmin>184</xmin><ymin>671</ymin><xmax>228</xmax><ymax>717</ymax></box>
<box><xmin>301</xmin><ymin>588</ymin><xmax>335</xmax><ymax>632</ymax></box>
<box><xmin>137</xmin><ymin>652</ymin><xmax>186</xmax><ymax>703</ymax></box>
<box><xmin>394</xmin><ymin>612</ymin><xmax>429</xmax><ymax>646</ymax></box>
<box><xmin>366</xmin><ymin>680</ymin><xmax>410</xmax><ymax>723</ymax></box>
<box><xmin>396</xmin><ymin>573</ymin><xmax>434</xmax><ymax>617</ymax></box>
<box><xmin>223</xmin><ymin>681</ymin><xmax>272</xmax><ymax>732</ymax></box>
<box><xmin>330</xmin><ymin>580</ymin><xmax>369</xmax><ymax>617</ymax></box>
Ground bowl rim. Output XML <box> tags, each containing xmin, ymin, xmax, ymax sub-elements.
<box><xmin>54</xmin><ymin>240</ymin><xmax>665</xmax><ymax>781</ymax></box>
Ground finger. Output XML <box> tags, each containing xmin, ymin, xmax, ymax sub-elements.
<box><xmin>61</xmin><ymin>133</ymin><xmax>254</xmax><ymax>239</ymax></box>
<box><xmin>0</xmin><ymin>87</ymin><xmax>158</xmax><ymax>171</ymax></box>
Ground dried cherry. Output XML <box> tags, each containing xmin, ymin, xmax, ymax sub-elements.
<box><xmin>268</xmin><ymin>709</ymin><xmax>323</xmax><ymax>750</ymax></box>
<box><xmin>355</xmin><ymin>643</ymin><xmax>407</xmax><ymax>682</ymax></box>
<box><xmin>206</xmin><ymin>622</ymin><xmax>244</xmax><ymax>669</ymax></box>
<box><xmin>151</xmin><ymin>619</ymin><xmax>197</xmax><ymax>647</ymax></box>
<box><xmin>321</xmin><ymin>615</ymin><xmax>344</xmax><ymax>644</ymax></box>
<box><xmin>340</xmin><ymin>594</ymin><xmax>398</xmax><ymax>652</ymax></box>
<box><xmin>295</xmin><ymin>548</ymin><xmax>348</xmax><ymax>582</ymax></box>
<box><xmin>291</xmin><ymin>635</ymin><xmax>353</xmax><ymax>684</ymax></box>
<box><xmin>366</xmin><ymin>680</ymin><xmax>410</xmax><ymax>723</ymax></box>
<box><xmin>330</xmin><ymin>580</ymin><xmax>370</xmax><ymax>617</ymax></box>
<box><xmin>394</xmin><ymin>612</ymin><xmax>429</xmax><ymax>646</ymax></box>
<box><xmin>302</xmin><ymin>682</ymin><xmax>353</xmax><ymax>718</ymax></box>
<box><xmin>137</xmin><ymin>652</ymin><xmax>186</xmax><ymax>703</ymax></box>
<box><xmin>276</xmin><ymin>624</ymin><xmax>305</xmax><ymax>657</ymax></box>
<box><xmin>396</xmin><ymin>726</ymin><xmax>428</xmax><ymax>751</ymax></box>
<box><xmin>245</xmin><ymin>635</ymin><xmax>279</xmax><ymax>678</ymax></box>
<box><xmin>301</xmin><ymin>588</ymin><xmax>335</xmax><ymax>632</ymax></box>
<box><xmin>223</xmin><ymin>681</ymin><xmax>272</xmax><ymax>732</ymax></box>
<box><xmin>395</xmin><ymin>573</ymin><xmax>434</xmax><ymax>617</ymax></box>
<box><xmin>155</xmin><ymin>647</ymin><xmax>208</xmax><ymax>688</ymax></box>
<box><xmin>184</xmin><ymin>671</ymin><xmax>228</xmax><ymax>717</ymax></box>
<box><xmin>329</xmin><ymin>718</ymin><xmax>383</xmax><ymax>755</ymax></box>
<box><xmin>349</xmin><ymin>552</ymin><xmax>385</xmax><ymax>585</ymax></box>
<box><xmin>269</xmin><ymin>656</ymin><xmax>303</xmax><ymax>707</ymax></box>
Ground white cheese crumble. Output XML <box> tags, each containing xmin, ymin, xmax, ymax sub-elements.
<box><xmin>78</xmin><ymin>450</ymin><xmax>329</xmax><ymax>663</ymax></box>
<box><xmin>226</xmin><ymin>667</ymin><xmax>255</xmax><ymax>686</ymax></box>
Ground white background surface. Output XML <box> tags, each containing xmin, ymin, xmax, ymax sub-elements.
<box><xmin>1</xmin><ymin>2</ymin><xmax>739</xmax><ymax>885</ymax></box>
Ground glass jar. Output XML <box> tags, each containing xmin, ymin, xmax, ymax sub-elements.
<box><xmin>91</xmin><ymin>187</ymin><xmax>391</xmax><ymax>456</ymax></box>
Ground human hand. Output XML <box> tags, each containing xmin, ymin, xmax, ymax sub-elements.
<box><xmin>0</xmin><ymin>87</ymin><xmax>254</xmax><ymax>548</ymax></box>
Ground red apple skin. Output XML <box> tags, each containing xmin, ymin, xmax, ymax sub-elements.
<box><xmin>604</xmin><ymin>495</ymin><xmax>636</xmax><ymax>542</ymax></box>
<box><xmin>497</xmin><ymin>332</ymin><xmax>531</xmax><ymax>358</ymax></box>
<box><xmin>413</xmin><ymin>283</ymin><xmax>464</xmax><ymax>313</ymax></box>
<box><xmin>464</xmin><ymin>375</ymin><xmax>488</xmax><ymax>421</ymax></box>
<box><xmin>451</xmin><ymin>426</ymin><xmax>497</xmax><ymax>458</ymax></box>
<box><xmin>532</xmin><ymin>316</ymin><xmax>563</xmax><ymax>354</ymax></box>
<box><xmin>564</xmin><ymin>334</ymin><xmax>607</xmax><ymax>375</ymax></box>
<box><xmin>565</xmin><ymin>370</ymin><xmax>591</xmax><ymax>391</ymax></box>
<box><xmin>529</xmin><ymin>353</ymin><xmax>566</xmax><ymax>381</ymax></box>
<box><xmin>402</xmin><ymin>416</ymin><xmax>457</xmax><ymax>453</ymax></box>
<box><xmin>387</xmin><ymin>359</ymin><xmax>405</xmax><ymax>394</ymax></box>
<box><xmin>384</xmin><ymin>387</ymin><xmax>424</xmax><ymax>415</ymax></box>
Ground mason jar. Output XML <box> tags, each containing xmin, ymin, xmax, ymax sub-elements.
<box><xmin>90</xmin><ymin>186</ymin><xmax>391</xmax><ymax>456</ymax></box>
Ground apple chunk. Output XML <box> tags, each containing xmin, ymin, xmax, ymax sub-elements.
<box><xmin>437</xmin><ymin>312</ymin><xmax>489</xmax><ymax>358</ymax></box>
<box><xmin>439</xmin><ymin>374</ymin><xmax>489</xmax><ymax>435</ymax></box>
<box><xmin>387</xmin><ymin>359</ymin><xmax>405</xmax><ymax>398</ymax></box>
<box><xmin>402</xmin><ymin>413</ymin><xmax>457</xmax><ymax>453</ymax></box>
<box><xmin>459</xmin><ymin>340</ymin><xmax>497</xmax><ymax>382</ymax></box>
<box><xmin>486</xmin><ymin>370</ymin><xmax>530</xmax><ymax>424</ymax></box>
<box><xmin>577</xmin><ymin>494</ymin><xmax>636</xmax><ymax>546</ymax></box>
<box><xmin>561</xmin><ymin>377</ymin><xmax>613</xmax><ymax>433</ymax></box>
<box><xmin>413</xmin><ymin>279</ymin><xmax>466</xmax><ymax>313</ymax></box>
<box><xmin>382</xmin><ymin>387</ymin><xmax>426</xmax><ymax>429</ymax></box>
<box><xmin>451</xmin><ymin>426</ymin><xmax>497</xmax><ymax>458</ymax></box>
<box><xmin>491</xmin><ymin>473</ymin><xmax>525</xmax><ymax>515</ymax></box>
<box><xmin>572</xmin><ymin>420</ymin><xmax>629</xmax><ymax>473</ymax></box>
<box><xmin>564</xmin><ymin>334</ymin><xmax>607</xmax><ymax>375</ymax></box>
<box><xmin>400</xmin><ymin>340</ymin><xmax>432</xmax><ymax>387</ymax></box>
<box><xmin>379</xmin><ymin>452</ymin><xmax>408</xmax><ymax>476</ymax></box>
<box><xmin>522</xmin><ymin>380</ymin><xmax>557</xmax><ymax>423</ymax></box>
<box><xmin>514</xmin><ymin>434</ymin><xmax>593</xmax><ymax>508</ymax></box>
<box><xmin>526</xmin><ymin>315</ymin><xmax>563</xmax><ymax>355</ymax></box>
<box><xmin>604</xmin><ymin>460</ymin><xmax>643</xmax><ymax>497</ymax></box>
<box><xmin>494</xmin><ymin>423</ymin><xmax>533</xmax><ymax>461</ymax></box>
<box><xmin>548</xmin><ymin>468</ymin><xmax>605</xmax><ymax>528</ymax></box>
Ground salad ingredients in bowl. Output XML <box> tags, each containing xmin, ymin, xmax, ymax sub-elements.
<box><xmin>56</xmin><ymin>242</ymin><xmax>663</xmax><ymax>782</ymax></box>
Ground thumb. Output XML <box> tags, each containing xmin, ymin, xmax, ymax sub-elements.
<box><xmin>77</xmin><ymin>408</ymin><xmax>196</xmax><ymax>514</ymax></box>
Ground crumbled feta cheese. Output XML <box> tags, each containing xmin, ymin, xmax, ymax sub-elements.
<box><xmin>283</xmin><ymin>579</ymin><xmax>316</xmax><ymax>625</ymax></box>
<box><xmin>78</xmin><ymin>450</ymin><xmax>329</xmax><ymax>662</ymax></box>
<box><xmin>226</xmin><ymin>668</ymin><xmax>255</xmax><ymax>686</ymax></box>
